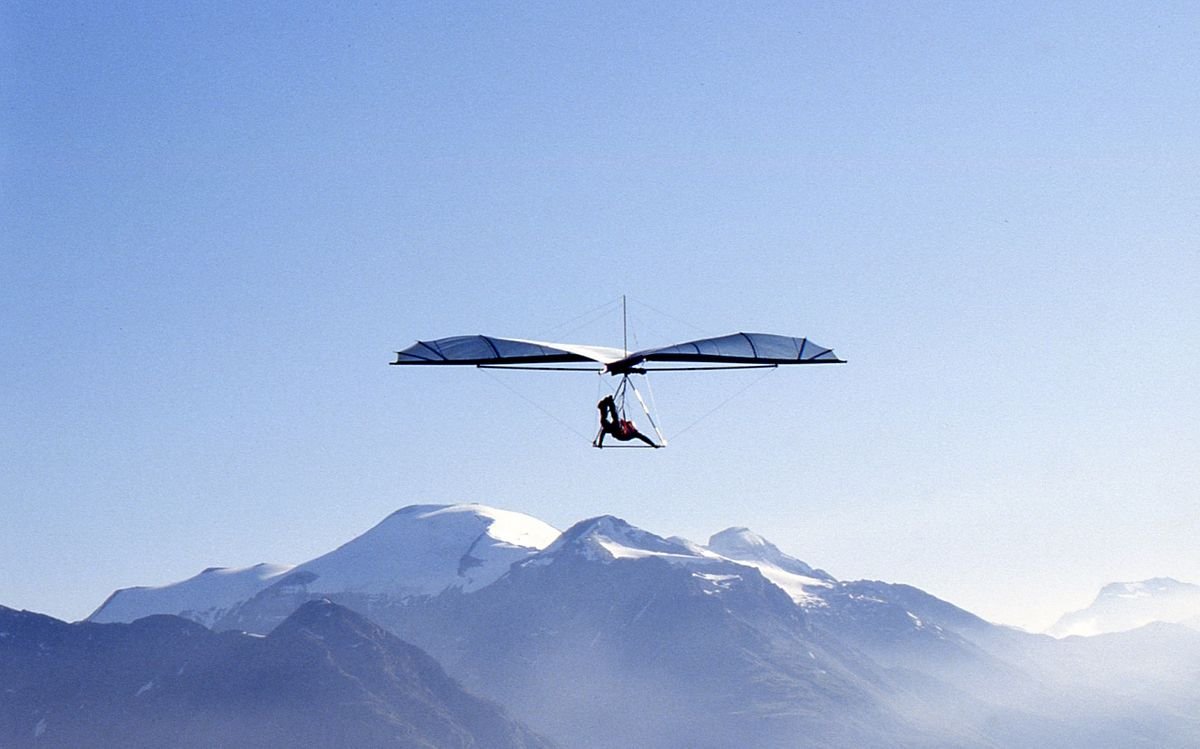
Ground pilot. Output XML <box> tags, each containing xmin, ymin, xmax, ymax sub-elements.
<box><xmin>594</xmin><ymin>395</ymin><xmax>660</xmax><ymax>448</ymax></box>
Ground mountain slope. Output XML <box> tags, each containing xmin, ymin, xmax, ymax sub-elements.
<box><xmin>0</xmin><ymin>601</ymin><xmax>554</xmax><ymax>749</ymax></box>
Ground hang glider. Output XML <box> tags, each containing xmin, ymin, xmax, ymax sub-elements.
<box><xmin>391</xmin><ymin>326</ymin><xmax>844</xmax><ymax>449</ymax></box>
<box><xmin>391</xmin><ymin>332</ymin><xmax>844</xmax><ymax>373</ymax></box>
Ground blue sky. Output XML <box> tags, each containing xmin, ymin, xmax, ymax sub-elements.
<box><xmin>3</xmin><ymin>2</ymin><xmax>1197</xmax><ymax>629</ymax></box>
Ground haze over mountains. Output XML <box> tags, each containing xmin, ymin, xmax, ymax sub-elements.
<box><xmin>1046</xmin><ymin>577</ymin><xmax>1200</xmax><ymax>638</ymax></box>
<box><xmin>71</xmin><ymin>503</ymin><xmax>1200</xmax><ymax>748</ymax></box>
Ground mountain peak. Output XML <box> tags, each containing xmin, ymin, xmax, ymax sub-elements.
<box><xmin>379</xmin><ymin>503</ymin><xmax>562</xmax><ymax>554</ymax></box>
<box><xmin>702</xmin><ymin>526</ymin><xmax>835</xmax><ymax>605</ymax></box>
<box><xmin>271</xmin><ymin>598</ymin><xmax>387</xmax><ymax>647</ymax></box>
<box><xmin>707</xmin><ymin>526</ymin><xmax>835</xmax><ymax>582</ymax></box>
<box><xmin>538</xmin><ymin>515</ymin><xmax>701</xmax><ymax>563</ymax></box>
<box><xmin>559</xmin><ymin>514</ymin><xmax>636</xmax><ymax>540</ymax></box>
<box><xmin>708</xmin><ymin>526</ymin><xmax>773</xmax><ymax>555</ymax></box>
<box><xmin>292</xmin><ymin>503</ymin><xmax>559</xmax><ymax>597</ymax></box>
<box><xmin>287</xmin><ymin>597</ymin><xmax>348</xmax><ymax>622</ymax></box>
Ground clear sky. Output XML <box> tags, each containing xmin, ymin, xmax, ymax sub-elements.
<box><xmin>3</xmin><ymin>2</ymin><xmax>1197</xmax><ymax>630</ymax></box>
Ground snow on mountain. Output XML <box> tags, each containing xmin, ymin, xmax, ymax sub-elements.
<box><xmin>533</xmin><ymin>515</ymin><xmax>720</xmax><ymax>565</ymax></box>
<box><xmin>86</xmin><ymin>503</ymin><xmax>974</xmax><ymax>652</ymax></box>
<box><xmin>1046</xmin><ymin>577</ymin><xmax>1200</xmax><ymax>637</ymax></box>
<box><xmin>90</xmin><ymin>504</ymin><xmax>559</xmax><ymax>625</ymax></box>
<box><xmin>522</xmin><ymin>515</ymin><xmax>842</xmax><ymax>606</ymax></box>
<box><xmin>705</xmin><ymin>526</ymin><xmax>835</xmax><ymax>605</ymax></box>
<box><xmin>89</xmin><ymin>562</ymin><xmax>293</xmax><ymax>627</ymax></box>
<box><xmin>287</xmin><ymin>503</ymin><xmax>560</xmax><ymax>597</ymax></box>
<box><xmin>90</xmin><ymin>506</ymin><xmax>840</xmax><ymax>628</ymax></box>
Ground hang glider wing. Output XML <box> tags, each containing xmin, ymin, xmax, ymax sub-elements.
<box><xmin>609</xmin><ymin>332</ymin><xmax>844</xmax><ymax>373</ymax></box>
<box><xmin>391</xmin><ymin>335</ymin><xmax>626</xmax><ymax>368</ymax></box>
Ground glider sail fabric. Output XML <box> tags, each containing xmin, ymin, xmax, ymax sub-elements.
<box><xmin>609</xmin><ymin>332</ymin><xmax>844</xmax><ymax>373</ymax></box>
<box><xmin>392</xmin><ymin>332</ymin><xmax>843</xmax><ymax>372</ymax></box>
<box><xmin>391</xmin><ymin>335</ymin><xmax>625</xmax><ymax>367</ymax></box>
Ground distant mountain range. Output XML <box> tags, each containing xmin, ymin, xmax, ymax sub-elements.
<box><xmin>1046</xmin><ymin>578</ymin><xmax>1200</xmax><ymax>638</ymax></box>
<box><xmin>19</xmin><ymin>503</ymin><xmax>1200</xmax><ymax>748</ymax></box>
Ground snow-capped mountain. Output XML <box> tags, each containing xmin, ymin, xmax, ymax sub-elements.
<box><xmin>529</xmin><ymin>514</ymin><xmax>742</xmax><ymax>572</ymax></box>
<box><xmin>281</xmin><ymin>503</ymin><xmax>559</xmax><ymax>597</ymax></box>
<box><xmin>1046</xmin><ymin>577</ymin><xmax>1200</xmax><ymax>637</ymax></box>
<box><xmin>90</xmin><ymin>505</ymin><xmax>841</xmax><ymax>629</ymax></box>
<box><xmin>90</xmin><ymin>504</ymin><xmax>558</xmax><ymax>626</ymax></box>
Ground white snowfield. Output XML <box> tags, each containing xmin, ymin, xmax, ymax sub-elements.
<box><xmin>526</xmin><ymin>516</ymin><xmax>836</xmax><ymax>605</ymax></box>
<box><xmin>89</xmin><ymin>504</ymin><xmax>558</xmax><ymax>624</ymax></box>
<box><xmin>534</xmin><ymin>515</ymin><xmax>723</xmax><ymax>565</ymax></box>
<box><xmin>89</xmin><ymin>503</ymin><xmax>839</xmax><ymax>625</ymax></box>
<box><xmin>89</xmin><ymin>563</ymin><xmax>295</xmax><ymax>626</ymax></box>
<box><xmin>290</xmin><ymin>504</ymin><xmax>561</xmax><ymax>597</ymax></box>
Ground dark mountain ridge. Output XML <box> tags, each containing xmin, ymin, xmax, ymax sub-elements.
<box><xmin>0</xmin><ymin>600</ymin><xmax>553</xmax><ymax>749</ymax></box>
